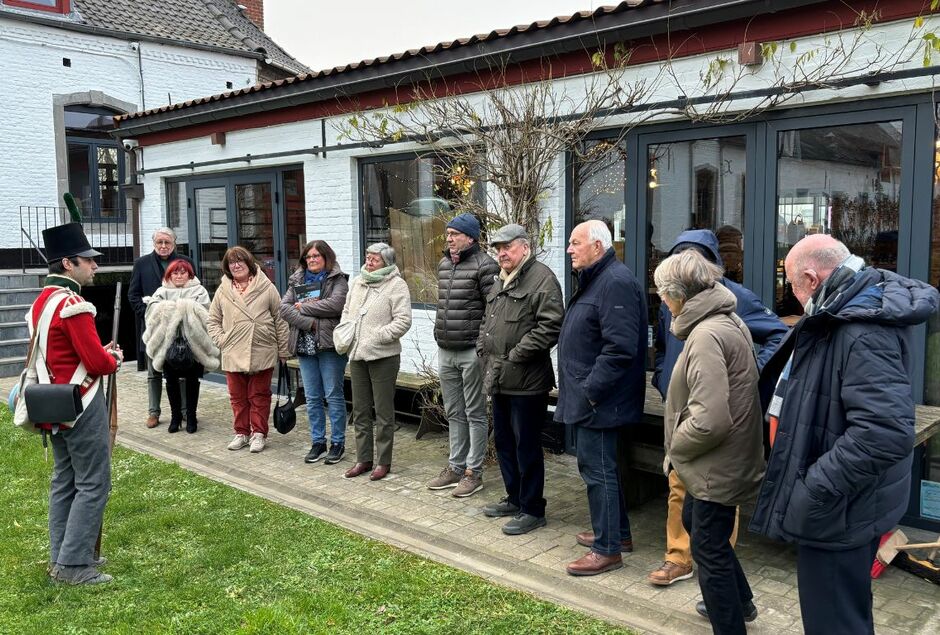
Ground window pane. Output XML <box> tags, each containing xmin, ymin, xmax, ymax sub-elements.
<box><xmin>195</xmin><ymin>186</ymin><xmax>228</xmax><ymax>294</ymax></box>
<box><xmin>361</xmin><ymin>156</ymin><xmax>479</xmax><ymax>304</ymax></box>
<box><xmin>96</xmin><ymin>146</ymin><xmax>120</xmax><ymax>219</ymax></box>
<box><xmin>67</xmin><ymin>143</ymin><xmax>92</xmax><ymax>216</ymax></box>
<box><xmin>236</xmin><ymin>182</ymin><xmax>275</xmax><ymax>283</ymax></box>
<box><xmin>646</xmin><ymin>136</ymin><xmax>747</xmax><ymax>364</ymax></box>
<box><xmin>925</xmin><ymin>129</ymin><xmax>940</xmax><ymax>409</ymax></box>
<box><xmin>774</xmin><ymin>122</ymin><xmax>902</xmax><ymax>322</ymax></box>
<box><xmin>573</xmin><ymin>139</ymin><xmax>627</xmax><ymax>260</ymax></box>
<box><xmin>166</xmin><ymin>182</ymin><xmax>190</xmax><ymax>258</ymax></box>
<box><xmin>283</xmin><ymin>169</ymin><xmax>307</xmax><ymax>269</ymax></box>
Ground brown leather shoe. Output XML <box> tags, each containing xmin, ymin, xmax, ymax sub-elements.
<box><xmin>146</xmin><ymin>415</ymin><xmax>159</xmax><ymax>429</ymax></box>
<box><xmin>369</xmin><ymin>465</ymin><xmax>390</xmax><ymax>481</ymax></box>
<box><xmin>343</xmin><ymin>462</ymin><xmax>373</xmax><ymax>479</ymax></box>
<box><xmin>566</xmin><ymin>551</ymin><xmax>623</xmax><ymax>576</ymax></box>
<box><xmin>648</xmin><ymin>560</ymin><xmax>694</xmax><ymax>586</ymax></box>
<box><xmin>575</xmin><ymin>530</ymin><xmax>634</xmax><ymax>553</ymax></box>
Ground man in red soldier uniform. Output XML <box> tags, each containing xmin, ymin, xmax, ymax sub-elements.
<box><xmin>34</xmin><ymin>223</ymin><xmax>123</xmax><ymax>585</ymax></box>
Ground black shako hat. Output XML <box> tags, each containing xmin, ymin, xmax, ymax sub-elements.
<box><xmin>42</xmin><ymin>223</ymin><xmax>102</xmax><ymax>261</ymax></box>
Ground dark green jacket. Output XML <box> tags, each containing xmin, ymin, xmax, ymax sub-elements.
<box><xmin>477</xmin><ymin>257</ymin><xmax>564</xmax><ymax>395</ymax></box>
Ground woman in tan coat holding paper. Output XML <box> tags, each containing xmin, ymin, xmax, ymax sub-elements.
<box><xmin>208</xmin><ymin>246</ymin><xmax>289</xmax><ymax>454</ymax></box>
<box><xmin>341</xmin><ymin>242</ymin><xmax>412</xmax><ymax>481</ymax></box>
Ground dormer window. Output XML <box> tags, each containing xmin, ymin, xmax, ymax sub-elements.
<box><xmin>4</xmin><ymin>0</ymin><xmax>70</xmax><ymax>14</ymax></box>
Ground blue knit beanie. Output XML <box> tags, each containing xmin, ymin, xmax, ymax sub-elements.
<box><xmin>446</xmin><ymin>213</ymin><xmax>480</xmax><ymax>240</ymax></box>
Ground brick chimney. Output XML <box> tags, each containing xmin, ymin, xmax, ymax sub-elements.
<box><xmin>239</xmin><ymin>0</ymin><xmax>264</xmax><ymax>30</ymax></box>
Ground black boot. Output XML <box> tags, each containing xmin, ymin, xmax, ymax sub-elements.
<box><xmin>185</xmin><ymin>376</ymin><xmax>200</xmax><ymax>433</ymax></box>
<box><xmin>166</xmin><ymin>376</ymin><xmax>182</xmax><ymax>433</ymax></box>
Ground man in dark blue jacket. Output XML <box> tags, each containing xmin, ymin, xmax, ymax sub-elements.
<box><xmin>649</xmin><ymin>229</ymin><xmax>787</xmax><ymax>587</ymax></box>
<box><xmin>751</xmin><ymin>234</ymin><xmax>938</xmax><ymax>634</ymax></box>
<box><xmin>556</xmin><ymin>220</ymin><xmax>647</xmax><ymax>576</ymax></box>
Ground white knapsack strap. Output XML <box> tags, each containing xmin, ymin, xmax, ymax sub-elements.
<box><xmin>31</xmin><ymin>290</ymin><xmax>99</xmax><ymax>411</ymax></box>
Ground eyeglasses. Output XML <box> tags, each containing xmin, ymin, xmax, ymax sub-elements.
<box><xmin>154</xmin><ymin>240</ymin><xmax>174</xmax><ymax>246</ymax></box>
<box><xmin>305</xmin><ymin>253</ymin><xmax>323</xmax><ymax>260</ymax></box>
<box><xmin>229</xmin><ymin>260</ymin><xmax>246</xmax><ymax>268</ymax></box>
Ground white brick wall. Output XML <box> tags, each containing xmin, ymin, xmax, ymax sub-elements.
<box><xmin>131</xmin><ymin>15</ymin><xmax>938</xmax><ymax>371</ymax></box>
<box><xmin>0</xmin><ymin>17</ymin><xmax>258</xmax><ymax>249</ymax></box>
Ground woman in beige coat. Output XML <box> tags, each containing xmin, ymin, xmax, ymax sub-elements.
<box><xmin>341</xmin><ymin>242</ymin><xmax>412</xmax><ymax>481</ymax></box>
<box><xmin>207</xmin><ymin>246</ymin><xmax>289</xmax><ymax>454</ymax></box>
<box><xmin>655</xmin><ymin>249</ymin><xmax>764</xmax><ymax>635</ymax></box>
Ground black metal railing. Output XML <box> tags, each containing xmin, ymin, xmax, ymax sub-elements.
<box><xmin>19</xmin><ymin>206</ymin><xmax>135</xmax><ymax>271</ymax></box>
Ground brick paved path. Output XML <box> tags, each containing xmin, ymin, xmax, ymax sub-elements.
<box><xmin>3</xmin><ymin>369</ymin><xmax>938</xmax><ymax>634</ymax></box>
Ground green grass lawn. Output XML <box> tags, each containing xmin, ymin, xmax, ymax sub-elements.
<box><xmin>0</xmin><ymin>407</ymin><xmax>631</xmax><ymax>634</ymax></box>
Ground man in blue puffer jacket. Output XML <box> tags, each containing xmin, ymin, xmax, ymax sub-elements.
<box><xmin>750</xmin><ymin>234</ymin><xmax>938</xmax><ymax>635</ymax></box>
<box><xmin>649</xmin><ymin>229</ymin><xmax>788</xmax><ymax>588</ymax></box>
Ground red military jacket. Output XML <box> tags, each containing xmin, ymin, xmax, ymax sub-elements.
<box><xmin>30</xmin><ymin>276</ymin><xmax>117</xmax><ymax>395</ymax></box>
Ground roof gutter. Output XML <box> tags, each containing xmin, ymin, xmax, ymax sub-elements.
<box><xmin>0</xmin><ymin>7</ymin><xmax>266</xmax><ymax>62</ymax></box>
<box><xmin>112</xmin><ymin>0</ymin><xmax>827</xmax><ymax>138</ymax></box>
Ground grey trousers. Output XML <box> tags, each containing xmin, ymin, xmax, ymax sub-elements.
<box><xmin>49</xmin><ymin>389</ymin><xmax>111</xmax><ymax>566</ymax></box>
<box><xmin>438</xmin><ymin>346</ymin><xmax>488</xmax><ymax>475</ymax></box>
<box><xmin>349</xmin><ymin>355</ymin><xmax>400</xmax><ymax>466</ymax></box>
<box><xmin>147</xmin><ymin>355</ymin><xmax>185</xmax><ymax>417</ymax></box>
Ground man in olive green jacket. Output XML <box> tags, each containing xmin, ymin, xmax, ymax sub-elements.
<box><xmin>477</xmin><ymin>224</ymin><xmax>564</xmax><ymax>535</ymax></box>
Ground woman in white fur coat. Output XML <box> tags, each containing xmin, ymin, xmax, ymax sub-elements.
<box><xmin>143</xmin><ymin>260</ymin><xmax>219</xmax><ymax>433</ymax></box>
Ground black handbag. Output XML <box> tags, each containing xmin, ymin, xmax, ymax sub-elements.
<box><xmin>24</xmin><ymin>383</ymin><xmax>83</xmax><ymax>424</ymax></box>
<box><xmin>273</xmin><ymin>362</ymin><xmax>296</xmax><ymax>434</ymax></box>
<box><xmin>165</xmin><ymin>325</ymin><xmax>195</xmax><ymax>370</ymax></box>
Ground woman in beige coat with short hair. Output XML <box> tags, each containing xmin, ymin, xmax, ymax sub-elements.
<box><xmin>341</xmin><ymin>242</ymin><xmax>412</xmax><ymax>481</ymax></box>
<box><xmin>656</xmin><ymin>249</ymin><xmax>764</xmax><ymax>634</ymax></box>
<box><xmin>207</xmin><ymin>246</ymin><xmax>289</xmax><ymax>454</ymax></box>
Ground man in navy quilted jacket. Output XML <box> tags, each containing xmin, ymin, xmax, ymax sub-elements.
<box><xmin>751</xmin><ymin>234</ymin><xmax>938</xmax><ymax>635</ymax></box>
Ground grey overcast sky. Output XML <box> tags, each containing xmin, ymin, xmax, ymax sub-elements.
<box><xmin>265</xmin><ymin>0</ymin><xmax>598</xmax><ymax>71</ymax></box>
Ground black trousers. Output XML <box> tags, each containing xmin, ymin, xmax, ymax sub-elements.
<box><xmin>492</xmin><ymin>393</ymin><xmax>547</xmax><ymax>518</ymax></box>
<box><xmin>797</xmin><ymin>538</ymin><xmax>880</xmax><ymax>635</ymax></box>
<box><xmin>683</xmin><ymin>494</ymin><xmax>752</xmax><ymax>635</ymax></box>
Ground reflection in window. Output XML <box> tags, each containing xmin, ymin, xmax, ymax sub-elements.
<box><xmin>645</xmin><ymin>137</ymin><xmax>747</xmax><ymax>363</ymax></box>
<box><xmin>774</xmin><ymin>122</ymin><xmax>902</xmax><ymax>321</ymax></box>
<box><xmin>572</xmin><ymin>139</ymin><xmax>627</xmax><ymax>260</ymax></box>
<box><xmin>361</xmin><ymin>155</ymin><xmax>482</xmax><ymax>304</ymax></box>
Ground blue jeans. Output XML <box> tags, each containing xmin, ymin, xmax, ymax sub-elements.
<box><xmin>297</xmin><ymin>351</ymin><xmax>348</xmax><ymax>445</ymax></box>
<box><xmin>575</xmin><ymin>425</ymin><xmax>631</xmax><ymax>556</ymax></box>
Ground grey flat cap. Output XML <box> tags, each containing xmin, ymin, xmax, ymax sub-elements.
<box><xmin>490</xmin><ymin>223</ymin><xmax>527</xmax><ymax>246</ymax></box>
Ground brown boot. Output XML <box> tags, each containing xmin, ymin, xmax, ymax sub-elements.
<box><xmin>648</xmin><ymin>561</ymin><xmax>693</xmax><ymax>586</ymax></box>
<box><xmin>146</xmin><ymin>414</ymin><xmax>159</xmax><ymax>428</ymax></box>
<box><xmin>566</xmin><ymin>551</ymin><xmax>623</xmax><ymax>576</ymax></box>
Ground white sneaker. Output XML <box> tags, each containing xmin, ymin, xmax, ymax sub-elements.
<box><xmin>227</xmin><ymin>434</ymin><xmax>249</xmax><ymax>451</ymax></box>
<box><xmin>249</xmin><ymin>432</ymin><xmax>266</xmax><ymax>453</ymax></box>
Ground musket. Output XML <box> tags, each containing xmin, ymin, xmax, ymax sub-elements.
<box><xmin>106</xmin><ymin>281</ymin><xmax>121</xmax><ymax>450</ymax></box>
<box><xmin>95</xmin><ymin>281</ymin><xmax>121</xmax><ymax>561</ymax></box>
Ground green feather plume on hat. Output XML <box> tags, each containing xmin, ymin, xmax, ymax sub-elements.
<box><xmin>63</xmin><ymin>192</ymin><xmax>82</xmax><ymax>223</ymax></box>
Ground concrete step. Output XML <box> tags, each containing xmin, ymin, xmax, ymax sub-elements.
<box><xmin>0</xmin><ymin>338</ymin><xmax>28</xmax><ymax>358</ymax></box>
<box><xmin>0</xmin><ymin>322</ymin><xmax>28</xmax><ymax>340</ymax></box>
<box><xmin>0</xmin><ymin>305</ymin><xmax>30</xmax><ymax>324</ymax></box>
<box><xmin>0</xmin><ymin>288</ymin><xmax>41</xmax><ymax>305</ymax></box>
<box><xmin>0</xmin><ymin>273</ymin><xmax>45</xmax><ymax>289</ymax></box>
<box><xmin>0</xmin><ymin>356</ymin><xmax>25</xmax><ymax>378</ymax></box>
